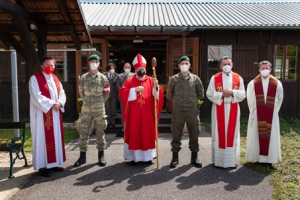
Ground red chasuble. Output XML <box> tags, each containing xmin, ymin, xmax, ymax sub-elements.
<box><xmin>214</xmin><ymin>72</ymin><xmax>240</xmax><ymax>149</ymax></box>
<box><xmin>34</xmin><ymin>71</ymin><xmax>66</xmax><ymax>164</ymax></box>
<box><xmin>119</xmin><ymin>75</ymin><xmax>164</xmax><ymax>151</ymax></box>
<box><xmin>254</xmin><ymin>75</ymin><xmax>277</xmax><ymax>156</ymax></box>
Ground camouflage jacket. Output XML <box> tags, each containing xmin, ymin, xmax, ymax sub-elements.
<box><xmin>79</xmin><ymin>71</ymin><xmax>110</xmax><ymax>112</ymax></box>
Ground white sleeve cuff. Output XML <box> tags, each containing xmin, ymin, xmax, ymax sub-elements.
<box><xmin>214</xmin><ymin>91</ymin><xmax>223</xmax><ymax>106</ymax></box>
<box><xmin>128</xmin><ymin>88</ymin><xmax>137</xmax><ymax>101</ymax></box>
<box><xmin>231</xmin><ymin>90</ymin><xmax>236</xmax><ymax>103</ymax></box>
<box><xmin>152</xmin><ymin>87</ymin><xmax>159</xmax><ymax>100</ymax></box>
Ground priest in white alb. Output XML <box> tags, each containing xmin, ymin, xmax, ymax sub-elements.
<box><xmin>246</xmin><ymin>60</ymin><xmax>284</xmax><ymax>168</ymax></box>
<box><xmin>29</xmin><ymin>57</ymin><xmax>66</xmax><ymax>177</ymax></box>
<box><xmin>206</xmin><ymin>56</ymin><xmax>246</xmax><ymax>168</ymax></box>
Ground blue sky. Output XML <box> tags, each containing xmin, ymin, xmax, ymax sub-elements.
<box><xmin>80</xmin><ymin>0</ymin><xmax>300</xmax><ymax>2</ymax></box>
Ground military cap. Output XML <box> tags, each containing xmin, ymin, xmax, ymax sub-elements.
<box><xmin>88</xmin><ymin>54</ymin><xmax>100</xmax><ymax>61</ymax></box>
<box><xmin>177</xmin><ymin>56</ymin><xmax>190</xmax><ymax>64</ymax></box>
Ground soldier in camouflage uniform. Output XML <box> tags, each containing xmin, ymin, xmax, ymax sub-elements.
<box><xmin>167</xmin><ymin>56</ymin><xmax>205</xmax><ymax>168</ymax></box>
<box><xmin>74</xmin><ymin>54</ymin><xmax>110</xmax><ymax>167</ymax></box>
<box><xmin>115</xmin><ymin>62</ymin><xmax>134</xmax><ymax>137</ymax></box>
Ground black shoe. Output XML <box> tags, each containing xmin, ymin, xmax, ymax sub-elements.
<box><xmin>74</xmin><ymin>152</ymin><xmax>86</xmax><ymax>167</ymax></box>
<box><xmin>170</xmin><ymin>152</ymin><xmax>179</xmax><ymax>168</ymax></box>
<box><xmin>98</xmin><ymin>151</ymin><xmax>106</xmax><ymax>166</ymax></box>
<box><xmin>264</xmin><ymin>163</ymin><xmax>275</xmax><ymax>169</ymax></box>
<box><xmin>38</xmin><ymin>168</ymin><xmax>51</xmax><ymax>177</ymax></box>
<box><xmin>191</xmin><ymin>152</ymin><xmax>202</xmax><ymax>168</ymax></box>
<box><xmin>49</xmin><ymin>167</ymin><xmax>64</xmax><ymax>171</ymax></box>
<box><xmin>130</xmin><ymin>161</ymin><xmax>136</xmax><ymax>165</ymax></box>
<box><xmin>146</xmin><ymin>160</ymin><xmax>153</xmax><ymax>164</ymax></box>
<box><xmin>115</xmin><ymin>131</ymin><xmax>124</xmax><ymax>137</ymax></box>
<box><xmin>191</xmin><ymin>158</ymin><xmax>202</xmax><ymax>168</ymax></box>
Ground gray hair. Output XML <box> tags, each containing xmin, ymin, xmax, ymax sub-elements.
<box><xmin>219</xmin><ymin>56</ymin><xmax>232</xmax><ymax>65</ymax></box>
<box><xmin>258</xmin><ymin>60</ymin><xmax>272</xmax><ymax>68</ymax></box>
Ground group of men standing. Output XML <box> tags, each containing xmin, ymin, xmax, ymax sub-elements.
<box><xmin>29</xmin><ymin>54</ymin><xmax>283</xmax><ymax>177</ymax></box>
<box><xmin>206</xmin><ymin>57</ymin><xmax>283</xmax><ymax>169</ymax></box>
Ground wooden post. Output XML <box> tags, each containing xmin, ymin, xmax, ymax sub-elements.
<box><xmin>75</xmin><ymin>50</ymin><xmax>82</xmax><ymax>114</ymax></box>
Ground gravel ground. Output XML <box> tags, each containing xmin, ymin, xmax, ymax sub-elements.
<box><xmin>0</xmin><ymin>152</ymin><xmax>32</xmax><ymax>165</ymax></box>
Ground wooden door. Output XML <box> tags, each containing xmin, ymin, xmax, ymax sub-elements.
<box><xmin>233</xmin><ymin>44</ymin><xmax>259</xmax><ymax>116</ymax></box>
<box><xmin>233</xmin><ymin>45</ymin><xmax>259</xmax><ymax>82</ymax></box>
<box><xmin>166</xmin><ymin>37</ymin><xmax>199</xmax><ymax>112</ymax></box>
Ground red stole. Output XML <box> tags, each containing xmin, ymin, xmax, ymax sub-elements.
<box><xmin>254</xmin><ymin>75</ymin><xmax>277</xmax><ymax>156</ymax></box>
<box><xmin>34</xmin><ymin>71</ymin><xmax>66</xmax><ymax>164</ymax></box>
<box><xmin>214</xmin><ymin>72</ymin><xmax>240</xmax><ymax>149</ymax></box>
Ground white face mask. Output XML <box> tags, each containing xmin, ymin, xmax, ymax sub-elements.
<box><xmin>260</xmin><ymin>69</ymin><xmax>270</xmax><ymax>77</ymax></box>
<box><xmin>90</xmin><ymin>63</ymin><xmax>99</xmax><ymax>70</ymax></box>
<box><xmin>180</xmin><ymin>64</ymin><xmax>189</xmax><ymax>72</ymax></box>
<box><xmin>222</xmin><ymin>65</ymin><xmax>232</xmax><ymax>73</ymax></box>
<box><xmin>124</xmin><ymin>68</ymin><xmax>130</xmax><ymax>73</ymax></box>
<box><xmin>110</xmin><ymin>69</ymin><xmax>115</xmax><ymax>74</ymax></box>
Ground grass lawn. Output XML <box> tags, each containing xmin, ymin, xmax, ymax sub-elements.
<box><xmin>202</xmin><ymin>117</ymin><xmax>300</xmax><ymax>200</ymax></box>
<box><xmin>0</xmin><ymin>126</ymin><xmax>79</xmax><ymax>152</ymax></box>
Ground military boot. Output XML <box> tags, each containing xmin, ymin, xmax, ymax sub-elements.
<box><xmin>169</xmin><ymin>152</ymin><xmax>179</xmax><ymax>168</ymax></box>
<box><xmin>98</xmin><ymin>151</ymin><xmax>106</xmax><ymax>166</ymax></box>
<box><xmin>74</xmin><ymin>152</ymin><xmax>86</xmax><ymax>167</ymax></box>
<box><xmin>191</xmin><ymin>152</ymin><xmax>202</xmax><ymax>168</ymax></box>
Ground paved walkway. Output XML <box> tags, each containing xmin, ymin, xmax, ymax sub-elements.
<box><xmin>0</xmin><ymin>128</ymin><xmax>273</xmax><ymax>200</ymax></box>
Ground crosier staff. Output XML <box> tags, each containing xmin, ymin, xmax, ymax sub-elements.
<box><xmin>152</xmin><ymin>57</ymin><xmax>159</xmax><ymax>169</ymax></box>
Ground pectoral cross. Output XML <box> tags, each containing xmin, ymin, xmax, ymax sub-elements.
<box><xmin>138</xmin><ymin>81</ymin><xmax>145</xmax><ymax>108</ymax></box>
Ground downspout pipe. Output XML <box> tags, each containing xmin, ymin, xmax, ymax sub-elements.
<box><xmin>11</xmin><ymin>51</ymin><xmax>20</xmax><ymax>137</ymax></box>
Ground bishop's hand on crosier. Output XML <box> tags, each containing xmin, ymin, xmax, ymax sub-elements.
<box><xmin>153</xmin><ymin>78</ymin><xmax>158</xmax><ymax>85</ymax></box>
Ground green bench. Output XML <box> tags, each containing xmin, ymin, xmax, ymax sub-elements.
<box><xmin>0</xmin><ymin>122</ymin><xmax>28</xmax><ymax>179</ymax></box>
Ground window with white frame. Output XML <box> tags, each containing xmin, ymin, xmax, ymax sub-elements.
<box><xmin>274</xmin><ymin>45</ymin><xmax>298</xmax><ymax>80</ymax></box>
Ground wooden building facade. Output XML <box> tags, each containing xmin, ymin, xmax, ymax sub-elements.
<box><xmin>0</xmin><ymin>2</ymin><xmax>299</xmax><ymax>122</ymax></box>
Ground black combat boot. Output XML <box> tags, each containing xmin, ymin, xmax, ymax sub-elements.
<box><xmin>74</xmin><ymin>151</ymin><xmax>86</xmax><ymax>167</ymax></box>
<box><xmin>169</xmin><ymin>152</ymin><xmax>179</xmax><ymax>168</ymax></box>
<box><xmin>191</xmin><ymin>152</ymin><xmax>202</xmax><ymax>168</ymax></box>
<box><xmin>98</xmin><ymin>151</ymin><xmax>106</xmax><ymax>166</ymax></box>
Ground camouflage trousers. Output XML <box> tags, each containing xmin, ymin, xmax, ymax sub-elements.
<box><xmin>77</xmin><ymin>112</ymin><xmax>107</xmax><ymax>151</ymax></box>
